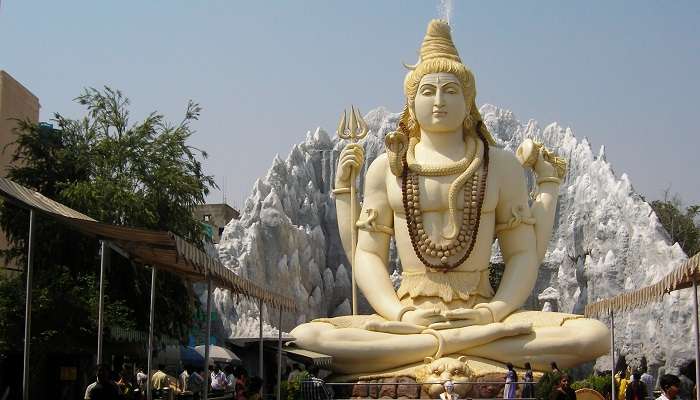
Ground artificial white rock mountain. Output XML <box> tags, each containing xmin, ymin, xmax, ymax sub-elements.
<box><xmin>215</xmin><ymin>105</ymin><xmax>690</xmax><ymax>375</ymax></box>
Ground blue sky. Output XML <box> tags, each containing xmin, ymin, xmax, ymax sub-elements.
<box><xmin>1</xmin><ymin>1</ymin><xmax>698</xmax><ymax>207</ymax></box>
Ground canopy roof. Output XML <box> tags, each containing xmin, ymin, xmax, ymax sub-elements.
<box><xmin>283</xmin><ymin>348</ymin><xmax>333</xmax><ymax>369</ymax></box>
<box><xmin>0</xmin><ymin>177</ymin><xmax>296</xmax><ymax>312</ymax></box>
<box><xmin>585</xmin><ymin>252</ymin><xmax>700</xmax><ymax>317</ymax></box>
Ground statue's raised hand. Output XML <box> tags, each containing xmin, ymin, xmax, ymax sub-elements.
<box><xmin>516</xmin><ymin>139</ymin><xmax>567</xmax><ymax>179</ymax></box>
<box><xmin>335</xmin><ymin>144</ymin><xmax>364</xmax><ymax>189</ymax></box>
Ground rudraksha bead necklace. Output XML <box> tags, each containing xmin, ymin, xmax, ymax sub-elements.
<box><xmin>401</xmin><ymin>133</ymin><xmax>490</xmax><ymax>271</ymax></box>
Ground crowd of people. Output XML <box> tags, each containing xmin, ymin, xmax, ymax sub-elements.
<box><xmin>83</xmin><ymin>359</ymin><xmax>699</xmax><ymax>400</ymax></box>
<box><xmin>615</xmin><ymin>369</ymin><xmax>696</xmax><ymax>400</ymax></box>
<box><xmin>435</xmin><ymin>360</ymin><xmax>697</xmax><ymax>400</ymax></box>
<box><xmin>205</xmin><ymin>364</ymin><xmax>263</xmax><ymax>400</ymax></box>
<box><xmin>83</xmin><ymin>363</ymin><xmax>264</xmax><ymax>400</ymax></box>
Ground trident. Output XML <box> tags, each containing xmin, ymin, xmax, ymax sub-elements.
<box><xmin>337</xmin><ymin>105</ymin><xmax>368</xmax><ymax>315</ymax></box>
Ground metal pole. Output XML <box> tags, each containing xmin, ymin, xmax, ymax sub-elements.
<box><xmin>203</xmin><ymin>275</ymin><xmax>212</xmax><ymax>400</ymax></box>
<box><xmin>277</xmin><ymin>307</ymin><xmax>283</xmax><ymax>400</ymax></box>
<box><xmin>22</xmin><ymin>210</ymin><xmax>36</xmax><ymax>400</ymax></box>
<box><xmin>146</xmin><ymin>267</ymin><xmax>156</xmax><ymax>400</ymax></box>
<box><xmin>259</xmin><ymin>298</ymin><xmax>264</xmax><ymax>385</ymax></box>
<box><xmin>693</xmin><ymin>277</ymin><xmax>700</xmax><ymax>400</ymax></box>
<box><xmin>610</xmin><ymin>310</ymin><xmax>616</xmax><ymax>400</ymax></box>
<box><xmin>97</xmin><ymin>240</ymin><xmax>109</xmax><ymax>364</ymax></box>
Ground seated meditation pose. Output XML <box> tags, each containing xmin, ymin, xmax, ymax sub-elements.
<box><xmin>290</xmin><ymin>19</ymin><xmax>609</xmax><ymax>376</ymax></box>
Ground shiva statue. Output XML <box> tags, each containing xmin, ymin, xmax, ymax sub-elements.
<box><xmin>290</xmin><ymin>20</ymin><xmax>609</xmax><ymax>380</ymax></box>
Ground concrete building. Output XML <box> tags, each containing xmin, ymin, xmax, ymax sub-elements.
<box><xmin>1</xmin><ymin>71</ymin><xmax>40</xmax><ymax>176</ymax></box>
<box><xmin>0</xmin><ymin>71</ymin><xmax>40</xmax><ymax>273</ymax></box>
<box><xmin>193</xmin><ymin>203</ymin><xmax>239</xmax><ymax>244</ymax></box>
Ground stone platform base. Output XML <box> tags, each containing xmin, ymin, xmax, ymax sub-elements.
<box><xmin>327</xmin><ymin>356</ymin><xmax>541</xmax><ymax>399</ymax></box>
<box><xmin>327</xmin><ymin>372</ymin><xmax>521</xmax><ymax>399</ymax></box>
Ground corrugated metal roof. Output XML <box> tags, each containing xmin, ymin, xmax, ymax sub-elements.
<box><xmin>0</xmin><ymin>177</ymin><xmax>95</xmax><ymax>221</ymax></box>
<box><xmin>283</xmin><ymin>347</ymin><xmax>333</xmax><ymax>369</ymax></box>
<box><xmin>0</xmin><ymin>176</ymin><xmax>296</xmax><ymax>312</ymax></box>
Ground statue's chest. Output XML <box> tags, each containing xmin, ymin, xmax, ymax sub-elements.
<box><xmin>386</xmin><ymin>173</ymin><xmax>498</xmax><ymax>214</ymax></box>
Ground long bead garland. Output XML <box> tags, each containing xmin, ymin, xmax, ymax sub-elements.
<box><xmin>402</xmin><ymin>133</ymin><xmax>490</xmax><ymax>271</ymax></box>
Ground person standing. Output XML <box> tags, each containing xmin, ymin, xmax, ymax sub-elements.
<box><xmin>210</xmin><ymin>364</ymin><xmax>227</xmax><ymax>392</ymax></box>
<box><xmin>549</xmin><ymin>374</ymin><xmax>576</xmax><ymax>400</ymax></box>
<box><xmin>135</xmin><ymin>367</ymin><xmax>148</xmax><ymax>393</ymax></box>
<box><xmin>617</xmin><ymin>371</ymin><xmax>630</xmax><ymax>400</ymax></box>
<box><xmin>440</xmin><ymin>380</ymin><xmax>459</xmax><ymax>400</ymax></box>
<box><xmin>188</xmin><ymin>366</ymin><xmax>204</xmax><ymax>400</ymax></box>
<box><xmin>246</xmin><ymin>377</ymin><xmax>263</xmax><ymax>400</ymax></box>
<box><xmin>522</xmin><ymin>362</ymin><xmax>535</xmax><ymax>400</ymax></box>
<box><xmin>679</xmin><ymin>372</ymin><xmax>694</xmax><ymax>400</ymax></box>
<box><xmin>287</xmin><ymin>364</ymin><xmax>302</xmax><ymax>383</ymax></box>
<box><xmin>656</xmin><ymin>374</ymin><xmax>681</xmax><ymax>400</ymax></box>
<box><xmin>116</xmin><ymin>369</ymin><xmax>135</xmax><ymax>399</ymax></box>
<box><xmin>84</xmin><ymin>364</ymin><xmax>120</xmax><ymax>400</ymax></box>
<box><xmin>178</xmin><ymin>365</ymin><xmax>190</xmax><ymax>393</ymax></box>
<box><xmin>626</xmin><ymin>371</ymin><xmax>648</xmax><ymax>400</ymax></box>
<box><xmin>504</xmin><ymin>363</ymin><xmax>518</xmax><ymax>400</ymax></box>
<box><xmin>234</xmin><ymin>367</ymin><xmax>248</xmax><ymax>400</ymax></box>
<box><xmin>224</xmin><ymin>365</ymin><xmax>235</xmax><ymax>391</ymax></box>
<box><xmin>641</xmin><ymin>369</ymin><xmax>655</xmax><ymax>399</ymax></box>
<box><xmin>282</xmin><ymin>366</ymin><xmax>292</xmax><ymax>382</ymax></box>
<box><xmin>151</xmin><ymin>364</ymin><xmax>169</xmax><ymax>391</ymax></box>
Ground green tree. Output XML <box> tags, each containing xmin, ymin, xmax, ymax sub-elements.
<box><xmin>0</xmin><ymin>87</ymin><xmax>216</xmax><ymax>356</ymax></box>
<box><xmin>650</xmin><ymin>191</ymin><xmax>700</xmax><ymax>256</ymax></box>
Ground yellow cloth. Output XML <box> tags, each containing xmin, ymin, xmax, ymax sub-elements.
<box><xmin>616</xmin><ymin>375</ymin><xmax>629</xmax><ymax>400</ymax></box>
<box><xmin>151</xmin><ymin>370</ymin><xmax>169</xmax><ymax>390</ymax></box>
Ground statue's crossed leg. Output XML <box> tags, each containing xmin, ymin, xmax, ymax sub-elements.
<box><xmin>290</xmin><ymin>311</ymin><xmax>608</xmax><ymax>374</ymax></box>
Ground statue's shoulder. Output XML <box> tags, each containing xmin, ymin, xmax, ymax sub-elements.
<box><xmin>365</xmin><ymin>153</ymin><xmax>389</xmax><ymax>188</ymax></box>
<box><xmin>367</xmin><ymin>153</ymin><xmax>389</xmax><ymax>176</ymax></box>
<box><xmin>487</xmin><ymin>146</ymin><xmax>523</xmax><ymax>179</ymax></box>
<box><xmin>369</xmin><ymin>152</ymin><xmax>389</xmax><ymax>168</ymax></box>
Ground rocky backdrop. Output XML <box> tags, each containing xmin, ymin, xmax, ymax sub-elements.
<box><xmin>212</xmin><ymin>105</ymin><xmax>690</xmax><ymax>376</ymax></box>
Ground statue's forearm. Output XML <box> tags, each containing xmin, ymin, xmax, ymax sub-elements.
<box><xmin>355</xmin><ymin>248</ymin><xmax>403</xmax><ymax>320</ymax></box>
<box><xmin>334</xmin><ymin>191</ymin><xmax>360</xmax><ymax>263</ymax></box>
<box><xmin>530</xmin><ymin>182</ymin><xmax>560</xmax><ymax>263</ymax></box>
<box><xmin>479</xmin><ymin>249</ymin><xmax>539</xmax><ymax>322</ymax></box>
<box><xmin>514</xmin><ymin>139</ymin><xmax>565</xmax><ymax>263</ymax></box>
<box><xmin>483</xmin><ymin>181</ymin><xmax>559</xmax><ymax>321</ymax></box>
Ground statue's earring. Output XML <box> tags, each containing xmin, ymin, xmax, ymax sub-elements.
<box><xmin>463</xmin><ymin>113</ymin><xmax>474</xmax><ymax>132</ymax></box>
<box><xmin>407</xmin><ymin>103</ymin><xmax>420</xmax><ymax>134</ymax></box>
<box><xmin>466</xmin><ymin>114</ymin><xmax>474</xmax><ymax>127</ymax></box>
<box><xmin>407</xmin><ymin>103</ymin><xmax>416</xmax><ymax>122</ymax></box>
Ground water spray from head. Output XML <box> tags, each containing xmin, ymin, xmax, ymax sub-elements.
<box><xmin>438</xmin><ymin>0</ymin><xmax>453</xmax><ymax>25</ymax></box>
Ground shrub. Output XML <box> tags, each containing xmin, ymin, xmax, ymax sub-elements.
<box><xmin>572</xmin><ymin>374</ymin><xmax>611</xmax><ymax>395</ymax></box>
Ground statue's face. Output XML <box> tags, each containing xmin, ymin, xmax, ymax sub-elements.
<box><xmin>414</xmin><ymin>72</ymin><xmax>467</xmax><ymax>133</ymax></box>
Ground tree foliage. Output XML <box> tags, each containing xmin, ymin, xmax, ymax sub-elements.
<box><xmin>0</xmin><ymin>87</ymin><xmax>216</xmax><ymax>354</ymax></box>
<box><xmin>650</xmin><ymin>191</ymin><xmax>700</xmax><ymax>256</ymax></box>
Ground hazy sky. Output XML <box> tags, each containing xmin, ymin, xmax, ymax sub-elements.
<box><xmin>1</xmin><ymin>1</ymin><xmax>698</xmax><ymax>207</ymax></box>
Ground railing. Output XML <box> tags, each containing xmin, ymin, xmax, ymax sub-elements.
<box><xmin>301</xmin><ymin>379</ymin><xmax>538</xmax><ymax>400</ymax></box>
